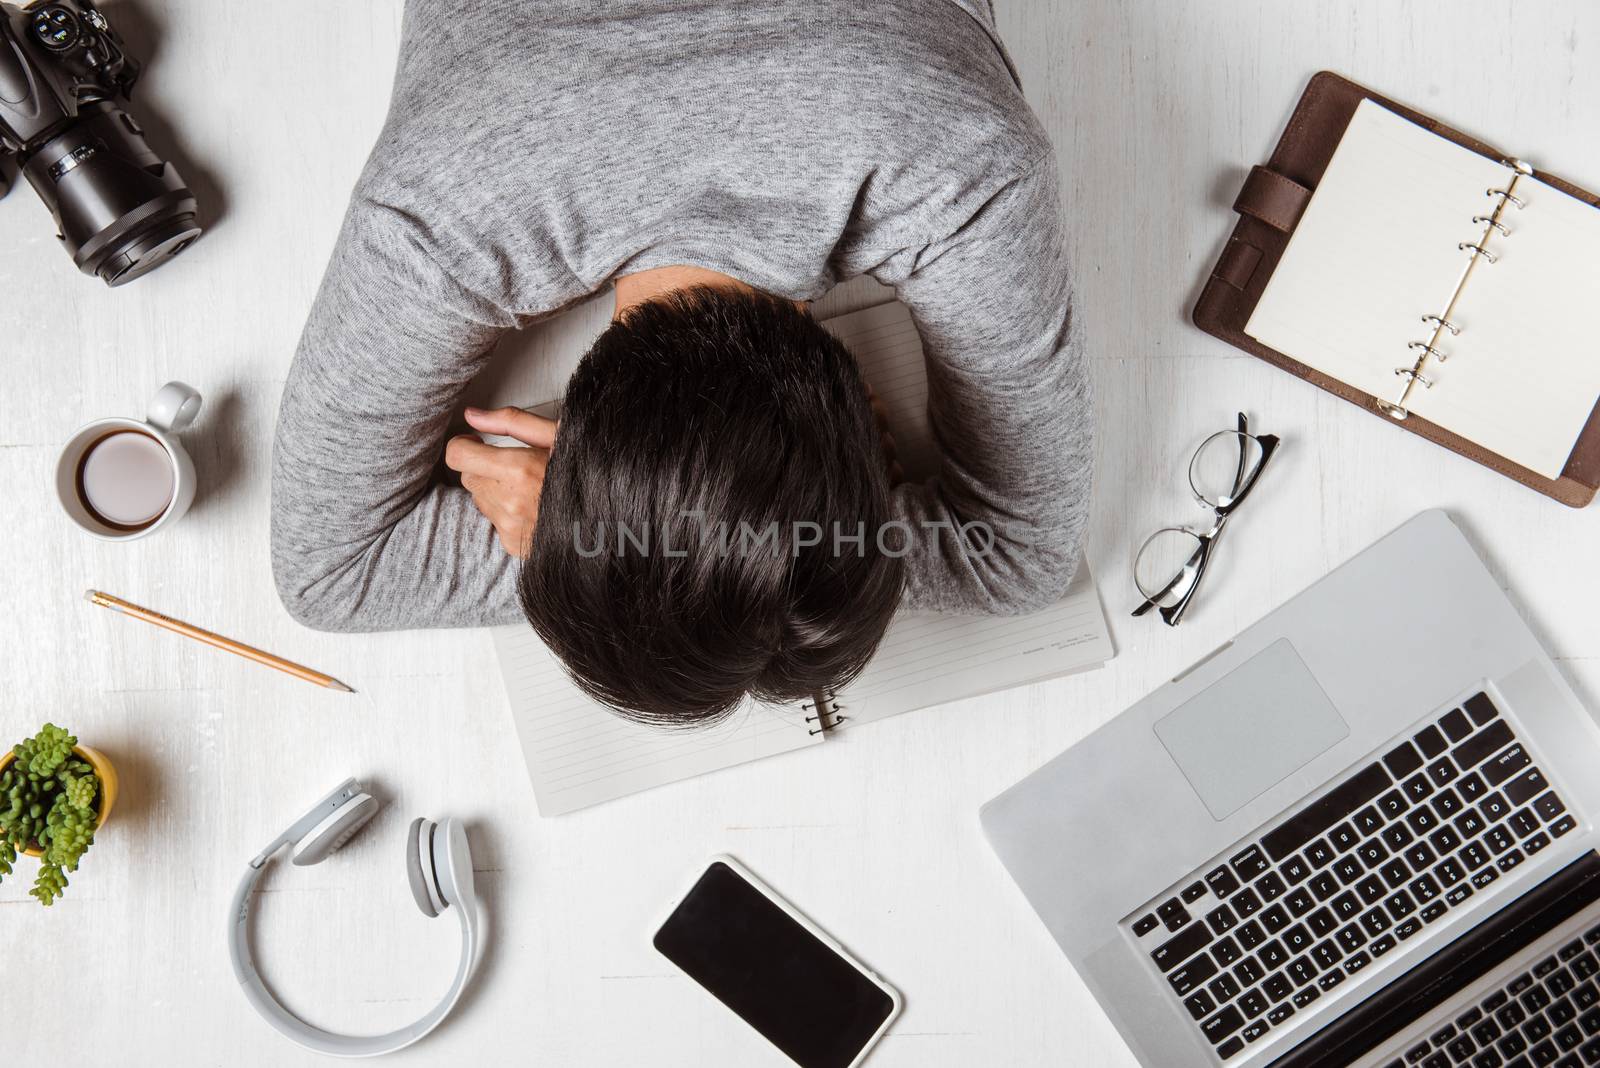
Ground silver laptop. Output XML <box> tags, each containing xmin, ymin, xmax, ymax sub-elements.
<box><xmin>981</xmin><ymin>510</ymin><xmax>1600</xmax><ymax>1067</ymax></box>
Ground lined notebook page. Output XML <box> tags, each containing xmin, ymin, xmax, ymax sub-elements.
<box><xmin>1246</xmin><ymin>99</ymin><xmax>1600</xmax><ymax>480</ymax></box>
<box><xmin>822</xmin><ymin>302</ymin><xmax>1113</xmax><ymax>727</ymax></box>
<box><xmin>493</xmin><ymin>627</ymin><xmax>820</xmax><ymax>816</ymax></box>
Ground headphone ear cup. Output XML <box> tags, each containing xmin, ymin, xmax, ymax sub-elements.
<box><xmin>405</xmin><ymin>817</ymin><xmax>440</xmax><ymax>918</ymax></box>
<box><xmin>433</xmin><ymin>818</ymin><xmax>476</xmax><ymax>910</ymax></box>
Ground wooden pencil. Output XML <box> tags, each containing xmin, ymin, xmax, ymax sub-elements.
<box><xmin>85</xmin><ymin>590</ymin><xmax>354</xmax><ymax>693</ymax></box>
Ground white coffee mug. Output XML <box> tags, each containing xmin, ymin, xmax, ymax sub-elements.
<box><xmin>56</xmin><ymin>382</ymin><xmax>203</xmax><ymax>541</ymax></box>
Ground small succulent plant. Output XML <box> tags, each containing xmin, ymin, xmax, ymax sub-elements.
<box><xmin>0</xmin><ymin>724</ymin><xmax>101</xmax><ymax>906</ymax></box>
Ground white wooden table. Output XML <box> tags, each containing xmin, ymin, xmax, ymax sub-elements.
<box><xmin>3</xmin><ymin>2</ymin><xmax>1597</xmax><ymax>1064</ymax></box>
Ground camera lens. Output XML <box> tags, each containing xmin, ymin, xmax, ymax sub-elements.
<box><xmin>19</xmin><ymin>101</ymin><xmax>201</xmax><ymax>287</ymax></box>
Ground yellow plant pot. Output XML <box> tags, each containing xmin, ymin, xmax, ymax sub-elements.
<box><xmin>0</xmin><ymin>743</ymin><xmax>117</xmax><ymax>858</ymax></box>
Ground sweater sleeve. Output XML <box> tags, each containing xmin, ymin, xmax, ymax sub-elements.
<box><xmin>270</xmin><ymin>198</ymin><xmax>525</xmax><ymax>631</ymax></box>
<box><xmin>874</xmin><ymin>151</ymin><xmax>1093</xmax><ymax>614</ymax></box>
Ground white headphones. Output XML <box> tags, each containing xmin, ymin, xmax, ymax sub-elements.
<box><xmin>227</xmin><ymin>779</ymin><xmax>481</xmax><ymax>1058</ymax></box>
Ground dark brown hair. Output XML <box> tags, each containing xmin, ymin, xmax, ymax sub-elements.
<box><xmin>519</xmin><ymin>286</ymin><xmax>904</xmax><ymax>728</ymax></box>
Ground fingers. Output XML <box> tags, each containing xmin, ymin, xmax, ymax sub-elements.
<box><xmin>445</xmin><ymin>434</ymin><xmax>549</xmax><ymax>479</ymax></box>
<box><xmin>463</xmin><ymin>406</ymin><xmax>558</xmax><ymax>449</ymax></box>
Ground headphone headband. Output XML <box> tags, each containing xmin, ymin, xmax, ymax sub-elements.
<box><xmin>227</xmin><ymin>783</ymin><xmax>480</xmax><ymax>1058</ymax></box>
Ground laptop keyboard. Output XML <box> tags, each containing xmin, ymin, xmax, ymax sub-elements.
<box><xmin>1381</xmin><ymin>920</ymin><xmax>1600</xmax><ymax>1068</ymax></box>
<box><xmin>1127</xmin><ymin>692</ymin><xmax>1581</xmax><ymax>1062</ymax></box>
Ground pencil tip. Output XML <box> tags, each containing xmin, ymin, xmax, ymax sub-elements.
<box><xmin>329</xmin><ymin>680</ymin><xmax>356</xmax><ymax>693</ymax></box>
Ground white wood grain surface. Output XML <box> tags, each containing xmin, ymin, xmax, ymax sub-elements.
<box><xmin>2</xmin><ymin>2</ymin><xmax>1597</xmax><ymax>1065</ymax></box>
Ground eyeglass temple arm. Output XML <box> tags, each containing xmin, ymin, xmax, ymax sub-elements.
<box><xmin>1215</xmin><ymin>433</ymin><xmax>1280</xmax><ymax>519</ymax></box>
<box><xmin>1160</xmin><ymin>528</ymin><xmax>1221</xmax><ymax>626</ymax></box>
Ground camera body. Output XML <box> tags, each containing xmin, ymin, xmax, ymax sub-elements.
<box><xmin>0</xmin><ymin>0</ymin><xmax>199</xmax><ymax>286</ymax></box>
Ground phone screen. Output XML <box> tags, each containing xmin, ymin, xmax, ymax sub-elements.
<box><xmin>654</xmin><ymin>861</ymin><xmax>896</xmax><ymax>1068</ymax></box>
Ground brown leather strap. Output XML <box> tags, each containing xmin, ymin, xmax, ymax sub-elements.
<box><xmin>1234</xmin><ymin>165</ymin><xmax>1312</xmax><ymax>232</ymax></box>
<box><xmin>1215</xmin><ymin>237</ymin><xmax>1263</xmax><ymax>290</ymax></box>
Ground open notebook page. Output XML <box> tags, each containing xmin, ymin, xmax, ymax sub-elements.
<box><xmin>1244</xmin><ymin>105</ymin><xmax>1502</xmax><ymax>404</ymax></box>
<box><xmin>1246</xmin><ymin>99</ymin><xmax>1600</xmax><ymax>480</ymax></box>
<box><xmin>493</xmin><ymin>627</ymin><xmax>820</xmax><ymax>816</ymax></box>
<box><xmin>821</xmin><ymin>302</ymin><xmax>1112</xmax><ymax>726</ymax></box>
<box><xmin>1419</xmin><ymin>172</ymin><xmax>1600</xmax><ymax>478</ymax></box>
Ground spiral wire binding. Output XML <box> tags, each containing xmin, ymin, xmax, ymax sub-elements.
<box><xmin>1380</xmin><ymin>161</ymin><xmax>1530</xmax><ymax>421</ymax></box>
<box><xmin>803</xmin><ymin>691</ymin><xmax>848</xmax><ymax>736</ymax></box>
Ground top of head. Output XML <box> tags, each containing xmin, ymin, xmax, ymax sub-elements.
<box><xmin>292</xmin><ymin>790</ymin><xmax>379</xmax><ymax>867</ymax></box>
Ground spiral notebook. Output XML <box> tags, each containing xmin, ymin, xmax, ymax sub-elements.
<box><xmin>1196</xmin><ymin>72</ymin><xmax>1600</xmax><ymax>505</ymax></box>
<box><xmin>493</xmin><ymin>300</ymin><xmax>1113</xmax><ymax>816</ymax></box>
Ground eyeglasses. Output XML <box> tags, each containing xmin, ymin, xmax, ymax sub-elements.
<box><xmin>1132</xmin><ymin>413</ymin><xmax>1280</xmax><ymax>626</ymax></box>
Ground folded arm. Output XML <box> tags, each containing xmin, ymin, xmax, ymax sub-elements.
<box><xmin>877</xmin><ymin>151</ymin><xmax>1093</xmax><ymax>613</ymax></box>
<box><xmin>270</xmin><ymin>200</ymin><xmax>525</xmax><ymax>631</ymax></box>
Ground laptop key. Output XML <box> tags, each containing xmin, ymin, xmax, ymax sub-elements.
<box><xmin>1333</xmin><ymin>891</ymin><xmax>1363</xmax><ymax>921</ymax></box>
<box><xmin>1257</xmin><ymin>872</ymin><xmax>1288</xmax><ymax>902</ymax></box>
<box><xmin>1236</xmin><ymin>920</ymin><xmax>1265</xmax><ymax>949</ymax></box>
<box><xmin>1455</xmin><ymin>720</ymin><xmax>1515</xmax><ymax>770</ymax></box>
<box><xmin>1234</xmin><ymin>956</ymin><xmax>1265</xmax><ymax>987</ymax></box>
<box><xmin>1133</xmin><ymin>913</ymin><xmax>1160</xmax><ymax>937</ymax></box>
<box><xmin>1488</xmin><ymin>826</ymin><xmax>1516</xmax><ymax>855</ymax></box>
<box><xmin>1420</xmin><ymin>900</ymin><xmax>1448</xmax><ymax>924</ymax></box>
<box><xmin>1259</xmin><ymin>940</ymin><xmax>1289</xmax><ymax>970</ymax></box>
<box><xmin>1231</xmin><ymin>845</ymin><xmax>1271</xmax><ymax>881</ymax></box>
<box><xmin>1383</xmin><ymin>859</ymin><xmax>1414</xmax><ymax>889</ymax></box>
<box><xmin>1484</xmin><ymin>746</ymin><xmax>1532</xmax><ymax>787</ymax></box>
<box><xmin>1371</xmin><ymin>933</ymin><xmax>1398</xmax><ymax>958</ymax></box>
<box><xmin>1284</xmin><ymin>924</ymin><xmax>1313</xmax><ymax>953</ymax></box>
<box><xmin>1288</xmin><ymin>956</ymin><xmax>1317</xmax><ymax>987</ymax></box>
<box><xmin>1152</xmin><ymin>924</ymin><xmax>1212</xmax><ymax>971</ymax></box>
<box><xmin>1292</xmin><ymin>986</ymin><xmax>1320</xmax><ymax>1009</ymax></box>
<box><xmin>1317</xmin><ymin>968</ymin><xmax>1344</xmax><ymax>992</ymax></box>
<box><xmin>1381</xmin><ymin>789</ymin><xmax>1411</xmax><ymax>820</ymax></box>
<box><xmin>1158</xmin><ymin>898</ymin><xmax>1191</xmax><ymax>931</ymax></box>
<box><xmin>1216</xmin><ymin>1036</ymin><xmax>1245</xmax><ymax>1060</ymax></box>
<box><xmin>1184</xmin><ymin>989</ymin><xmax>1216</xmax><ymax>1020</ymax></box>
<box><xmin>1241</xmin><ymin>1019</ymin><xmax>1269</xmax><ymax>1043</ymax></box>
<box><xmin>1232</xmin><ymin>888</ymin><xmax>1263</xmax><ymax>918</ymax></box>
<box><xmin>1345</xmin><ymin>949</ymin><xmax>1371</xmax><ymax>974</ymax></box>
<box><xmin>1386</xmin><ymin>824</ymin><xmax>1417</xmax><ymax>851</ymax></box>
<box><xmin>1213</xmin><ymin>936</ymin><xmax>1242</xmax><ymax>966</ymax></box>
<box><xmin>1262</xmin><ymin>972</ymin><xmax>1292</xmax><ymax>1001</ymax></box>
<box><xmin>1239</xmin><ymin>989</ymin><xmax>1270</xmax><ymax>1019</ymax></box>
<box><xmin>1337</xmin><ymin>923</ymin><xmax>1367</xmax><ymax>953</ymax></box>
<box><xmin>1396</xmin><ymin>917</ymin><xmax>1424</xmax><ymax>941</ymax></box>
<box><xmin>1307</xmin><ymin>840</ymin><xmax>1337</xmax><ymax>869</ymax></box>
<box><xmin>1464</xmin><ymin>692</ymin><xmax>1500</xmax><ymax>725</ymax></box>
<box><xmin>1168</xmin><ymin>954</ymin><xmax>1220</xmax><ymax>996</ymax></box>
<box><xmin>1209</xmin><ymin>972</ymin><xmax>1241</xmax><ymax>1003</ymax></box>
<box><xmin>1386</xmin><ymin>742</ymin><xmax>1425</xmax><ymax>777</ymax></box>
<box><xmin>1363</xmin><ymin>908</ymin><xmax>1394</xmax><ymax>936</ymax></box>
<box><xmin>1201</xmin><ymin>1005</ymin><xmax>1245</xmax><ymax>1045</ymax></box>
<box><xmin>1428</xmin><ymin>757</ymin><xmax>1459</xmax><ymax>788</ymax></box>
<box><xmin>1263</xmin><ymin>904</ymin><xmax>1292</xmax><ymax>932</ymax></box>
<box><xmin>1309</xmin><ymin>907</ymin><xmax>1338</xmax><ymax>937</ymax></box>
<box><xmin>1313</xmin><ymin>939</ymin><xmax>1343</xmax><ymax>970</ymax></box>
<box><xmin>1511</xmin><ymin>809</ymin><xmax>1541</xmax><ymax>840</ymax></box>
<box><xmin>1462</xmin><ymin>841</ymin><xmax>1493</xmax><ymax>871</ymax></box>
<box><xmin>1182</xmin><ymin>881</ymin><xmax>1207</xmax><ymax>903</ymax></box>
<box><xmin>1416</xmin><ymin>725</ymin><xmax>1448</xmax><ymax>759</ymax></box>
<box><xmin>1459</xmin><ymin>772</ymin><xmax>1488</xmax><ymax>801</ymax></box>
<box><xmin>1552</xmin><ymin>816</ymin><xmax>1577</xmax><ymax>838</ymax></box>
<box><xmin>1484</xmin><ymin>794</ymin><xmax>1513</xmax><ymax>823</ymax></box>
<box><xmin>1446</xmin><ymin>884</ymin><xmax>1475</xmax><ymax>907</ymax></box>
<box><xmin>1534</xmin><ymin>792</ymin><xmax>1567</xmax><ymax>822</ymax></box>
<box><xmin>1358</xmin><ymin>874</ymin><xmax>1389</xmax><ymax>905</ymax></box>
<box><xmin>1409</xmin><ymin>808</ymin><xmax>1442</xmax><ymax>835</ymax></box>
<box><xmin>1208</xmin><ymin>905</ymin><xmax>1239</xmax><ymax>934</ymax></box>
<box><xmin>1387</xmin><ymin>890</ymin><xmax>1418</xmax><ymax>920</ymax></box>
<box><xmin>1285</xmin><ymin>888</ymin><xmax>1315</xmax><ymax>917</ymax></box>
<box><xmin>1207</xmin><ymin>865</ymin><xmax>1242</xmax><ymax>898</ymax></box>
<box><xmin>1330</xmin><ymin>822</ymin><xmax>1361</xmax><ymax>852</ymax></box>
<box><xmin>1406</xmin><ymin>773</ymin><xmax>1436</xmax><ymax>803</ymax></box>
<box><xmin>1441</xmin><ymin>708</ymin><xmax>1473</xmax><ymax>742</ymax></box>
<box><xmin>1505</xmin><ymin>770</ymin><xmax>1549</xmax><ymax>807</ymax></box>
<box><xmin>1473</xmin><ymin>867</ymin><xmax>1501</xmax><ymax>890</ymax></box>
<box><xmin>1435</xmin><ymin>789</ymin><xmax>1464</xmax><ymax>818</ymax></box>
<box><xmin>1356</xmin><ymin>805</ymin><xmax>1385</xmax><ymax>835</ymax></box>
<box><xmin>1266</xmin><ymin>1003</ymin><xmax>1294</xmax><ymax>1026</ymax></box>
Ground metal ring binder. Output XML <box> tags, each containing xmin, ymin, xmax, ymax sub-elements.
<box><xmin>804</xmin><ymin>692</ymin><xmax>847</xmax><ymax>735</ymax></box>
<box><xmin>1421</xmin><ymin>315</ymin><xmax>1460</xmax><ymax>335</ymax></box>
<box><xmin>1394</xmin><ymin>367</ymin><xmax>1433</xmax><ymax>389</ymax></box>
<box><xmin>1458</xmin><ymin>242</ymin><xmax>1498</xmax><ymax>263</ymax></box>
<box><xmin>1376</xmin><ymin>400</ymin><xmax>1409</xmax><ymax>422</ymax></box>
<box><xmin>1471</xmin><ymin>215</ymin><xmax>1511</xmax><ymax>237</ymax></box>
<box><xmin>1408</xmin><ymin>340</ymin><xmax>1448</xmax><ymax>363</ymax></box>
<box><xmin>1485</xmin><ymin>187</ymin><xmax>1526</xmax><ymax>209</ymax></box>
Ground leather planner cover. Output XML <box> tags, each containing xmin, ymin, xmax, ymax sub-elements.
<box><xmin>1193</xmin><ymin>71</ymin><xmax>1600</xmax><ymax>507</ymax></box>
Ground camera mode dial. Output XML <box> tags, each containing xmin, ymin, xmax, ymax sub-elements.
<box><xmin>31</xmin><ymin>6</ymin><xmax>80</xmax><ymax>51</ymax></box>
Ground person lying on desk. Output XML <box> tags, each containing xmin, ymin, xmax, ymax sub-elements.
<box><xmin>270</xmin><ymin>0</ymin><xmax>1092</xmax><ymax>727</ymax></box>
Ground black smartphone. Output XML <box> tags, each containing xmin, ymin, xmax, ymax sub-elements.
<box><xmin>653</xmin><ymin>856</ymin><xmax>902</xmax><ymax>1068</ymax></box>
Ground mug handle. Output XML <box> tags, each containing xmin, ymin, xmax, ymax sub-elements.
<box><xmin>147</xmin><ymin>381</ymin><xmax>203</xmax><ymax>433</ymax></box>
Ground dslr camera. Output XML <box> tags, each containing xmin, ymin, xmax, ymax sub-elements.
<box><xmin>0</xmin><ymin>0</ymin><xmax>199</xmax><ymax>285</ymax></box>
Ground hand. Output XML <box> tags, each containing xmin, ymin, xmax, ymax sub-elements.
<box><xmin>445</xmin><ymin>407</ymin><xmax>558</xmax><ymax>558</ymax></box>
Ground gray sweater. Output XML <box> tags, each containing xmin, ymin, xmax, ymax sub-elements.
<box><xmin>271</xmin><ymin>0</ymin><xmax>1092</xmax><ymax>631</ymax></box>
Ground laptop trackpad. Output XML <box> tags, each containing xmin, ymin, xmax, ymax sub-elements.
<box><xmin>1153</xmin><ymin>639</ymin><xmax>1349</xmax><ymax>821</ymax></box>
